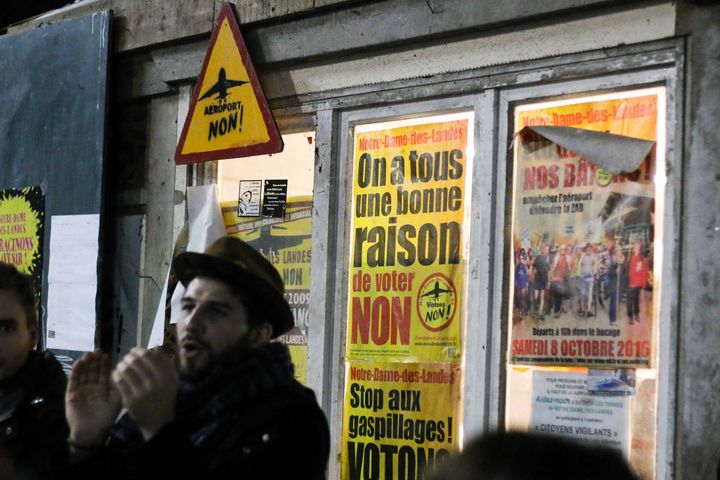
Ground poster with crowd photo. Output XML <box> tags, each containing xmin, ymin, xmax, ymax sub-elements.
<box><xmin>341</xmin><ymin>361</ymin><xmax>461</xmax><ymax>480</ymax></box>
<box><xmin>0</xmin><ymin>186</ymin><xmax>45</xmax><ymax>295</ymax></box>
<box><xmin>347</xmin><ymin>119</ymin><xmax>470</xmax><ymax>363</ymax></box>
<box><xmin>509</xmin><ymin>90</ymin><xmax>663</xmax><ymax>368</ymax></box>
<box><xmin>222</xmin><ymin>195</ymin><xmax>312</xmax><ymax>383</ymax></box>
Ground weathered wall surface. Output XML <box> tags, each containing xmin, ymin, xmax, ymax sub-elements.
<box><xmin>677</xmin><ymin>4</ymin><xmax>720</xmax><ymax>480</ymax></box>
<box><xmin>5</xmin><ymin>2</ymin><xmax>720</xmax><ymax>477</ymax></box>
<box><xmin>7</xmin><ymin>0</ymin><xmax>360</xmax><ymax>52</ymax></box>
<box><xmin>10</xmin><ymin>0</ymin><xmax>653</xmax><ymax>59</ymax></box>
<box><xmin>0</xmin><ymin>11</ymin><xmax>110</xmax><ymax>354</ymax></box>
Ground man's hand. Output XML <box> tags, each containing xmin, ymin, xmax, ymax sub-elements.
<box><xmin>112</xmin><ymin>348</ymin><xmax>179</xmax><ymax>441</ymax></box>
<box><xmin>66</xmin><ymin>349</ymin><xmax>122</xmax><ymax>449</ymax></box>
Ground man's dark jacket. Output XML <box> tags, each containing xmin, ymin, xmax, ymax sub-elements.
<box><xmin>0</xmin><ymin>350</ymin><xmax>69</xmax><ymax>478</ymax></box>
<box><xmin>66</xmin><ymin>342</ymin><xmax>329</xmax><ymax>479</ymax></box>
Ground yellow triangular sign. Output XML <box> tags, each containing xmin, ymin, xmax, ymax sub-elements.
<box><xmin>175</xmin><ymin>3</ymin><xmax>283</xmax><ymax>164</ymax></box>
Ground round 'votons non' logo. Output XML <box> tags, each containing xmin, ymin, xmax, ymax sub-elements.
<box><xmin>596</xmin><ymin>168</ymin><xmax>612</xmax><ymax>187</ymax></box>
<box><xmin>416</xmin><ymin>273</ymin><xmax>457</xmax><ymax>332</ymax></box>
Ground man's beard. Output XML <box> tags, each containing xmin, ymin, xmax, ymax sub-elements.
<box><xmin>178</xmin><ymin>333</ymin><xmax>255</xmax><ymax>382</ymax></box>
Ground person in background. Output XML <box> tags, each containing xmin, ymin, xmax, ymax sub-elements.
<box><xmin>514</xmin><ymin>250</ymin><xmax>529</xmax><ymax>316</ymax></box>
<box><xmin>626</xmin><ymin>240</ymin><xmax>648</xmax><ymax>325</ymax></box>
<box><xmin>595</xmin><ymin>244</ymin><xmax>608</xmax><ymax>308</ymax></box>
<box><xmin>531</xmin><ymin>245</ymin><xmax>550</xmax><ymax>320</ymax></box>
<box><xmin>62</xmin><ymin>236</ymin><xmax>329</xmax><ymax>479</ymax></box>
<box><xmin>549</xmin><ymin>245</ymin><xmax>571</xmax><ymax>318</ymax></box>
<box><xmin>526</xmin><ymin>247</ymin><xmax>535</xmax><ymax>313</ymax></box>
<box><xmin>0</xmin><ymin>262</ymin><xmax>69</xmax><ymax>479</ymax></box>
<box><xmin>577</xmin><ymin>243</ymin><xmax>597</xmax><ymax>317</ymax></box>
<box><xmin>427</xmin><ymin>431</ymin><xmax>638</xmax><ymax>480</ymax></box>
<box><xmin>607</xmin><ymin>244</ymin><xmax>625</xmax><ymax>325</ymax></box>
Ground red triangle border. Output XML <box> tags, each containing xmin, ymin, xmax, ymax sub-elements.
<box><xmin>174</xmin><ymin>2</ymin><xmax>283</xmax><ymax>165</ymax></box>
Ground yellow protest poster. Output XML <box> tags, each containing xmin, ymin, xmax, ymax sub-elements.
<box><xmin>0</xmin><ymin>186</ymin><xmax>44</xmax><ymax>295</ymax></box>
<box><xmin>347</xmin><ymin>119</ymin><xmax>469</xmax><ymax>363</ymax></box>
<box><xmin>341</xmin><ymin>361</ymin><xmax>461</xmax><ymax>480</ymax></box>
<box><xmin>222</xmin><ymin>196</ymin><xmax>312</xmax><ymax>383</ymax></box>
<box><xmin>509</xmin><ymin>89</ymin><xmax>663</xmax><ymax>367</ymax></box>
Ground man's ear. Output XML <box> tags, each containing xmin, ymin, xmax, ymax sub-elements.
<box><xmin>29</xmin><ymin>323</ymin><xmax>39</xmax><ymax>349</ymax></box>
<box><xmin>249</xmin><ymin>322</ymin><xmax>273</xmax><ymax>347</ymax></box>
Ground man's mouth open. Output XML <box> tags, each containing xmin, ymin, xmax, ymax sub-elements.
<box><xmin>181</xmin><ymin>341</ymin><xmax>206</xmax><ymax>361</ymax></box>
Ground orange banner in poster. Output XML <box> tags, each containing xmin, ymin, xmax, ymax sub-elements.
<box><xmin>341</xmin><ymin>361</ymin><xmax>461</xmax><ymax>480</ymax></box>
<box><xmin>518</xmin><ymin>94</ymin><xmax>658</xmax><ymax>140</ymax></box>
<box><xmin>347</xmin><ymin>120</ymin><xmax>469</xmax><ymax>363</ymax></box>
<box><xmin>509</xmin><ymin>90</ymin><xmax>661</xmax><ymax>368</ymax></box>
<box><xmin>222</xmin><ymin>196</ymin><xmax>312</xmax><ymax>383</ymax></box>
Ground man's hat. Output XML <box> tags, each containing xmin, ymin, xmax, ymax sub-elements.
<box><xmin>172</xmin><ymin>236</ymin><xmax>294</xmax><ymax>338</ymax></box>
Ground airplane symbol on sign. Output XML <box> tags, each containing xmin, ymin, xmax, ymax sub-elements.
<box><xmin>421</xmin><ymin>281</ymin><xmax>452</xmax><ymax>300</ymax></box>
<box><xmin>199</xmin><ymin>68</ymin><xmax>248</xmax><ymax>101</ymax></box>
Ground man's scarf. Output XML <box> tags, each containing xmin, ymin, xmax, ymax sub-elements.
<box><xmin>176</xmin><ymin>342</ymin><xmax>295</xmax><ymax>447</ymax></box>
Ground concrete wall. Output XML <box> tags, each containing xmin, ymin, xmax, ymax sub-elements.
<box><xmin>105</xmin><ymin>2</ymin><xmax>720</xmax><ymax>478</ymax></box>
<box><xmin>7</xmin><ymin>0</ymin><xmax>362</xmax><ymax>52</ymax></box>
<box><xmin>677</xmin><ymin>4</ymin><xmax>720</xmax><ymax>480</ymax></box>
<box><xmin>8</xmin><ymin>1</ymin><xmax>720</xmax><ymax>477</ymax></box>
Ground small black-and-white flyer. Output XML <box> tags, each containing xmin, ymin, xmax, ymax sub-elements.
<box><xmin>238</xmin><ymin>180</ymin><xmax>262</xmax><ymax>217</ymax></box>
<box><xmin>262</xmin><ymin>179</ymin><xmax>288</xmax><ymax>218</ymax></box>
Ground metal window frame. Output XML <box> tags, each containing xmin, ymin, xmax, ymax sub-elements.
<box><xmin>198</xmin><ymin>37</ymin><xmax>684</xmax><ymax>480</ymax></box>
<box><xmin>317</xmin><ymin>96</ymin><xmax>493</xmax><ymax>480</ymax></box>
<box><xmin>493</xmin><ymin>67</ymin><xmax>683</xmax><ymax>479</ymax></box>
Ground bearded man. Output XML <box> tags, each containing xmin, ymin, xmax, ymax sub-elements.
<box><xmin>64</xmin><ymin>237</ymin><xmax>329</xmax><ymax>479</ymax></box>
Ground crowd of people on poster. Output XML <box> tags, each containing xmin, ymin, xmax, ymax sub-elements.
<box><xmin>514</xmin><ymin>225</ymin><xmax>652</xmax><ymax>326</ymax></box>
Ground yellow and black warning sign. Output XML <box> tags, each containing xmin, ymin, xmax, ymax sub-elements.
<box><xmin>175</xmin><ymin>3</ymin><xmax>283</xmax><ymax>164</ymax></box>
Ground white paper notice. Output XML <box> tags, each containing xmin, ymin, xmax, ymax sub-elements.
<box><xmin>530</xmin><ymin>370</ymin><xmax>631</xmax><ymax>457</ymax></box>
<box><xmin>46</xmin><ymin>214</ymin><xmax>99</xmax><ymax>351</ymax></box>
<box><xmin>147</xmin><ymin>269</ymin><xmax>170</xmax><ymax>348</ymax></box>
<box><xmin>169</xmin><ymin>185</ymin><xmax>226</xmax><ymax>325</ymax></box>
<box><xmin>147</xmin><ymin>185</ymin><xmax>226</xmax><ymax>348</ymax></box>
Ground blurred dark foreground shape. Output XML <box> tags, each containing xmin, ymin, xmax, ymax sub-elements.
<box><xmin>428</xmin><ymin>431</ymin><xmax>638</xmax><ymax>480</ymax></box>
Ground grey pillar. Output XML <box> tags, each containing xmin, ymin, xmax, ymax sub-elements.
<box><xmin>676</xmin><ymin>4</ymin><xmax>720</xmax><ymax>480</ymax></box>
